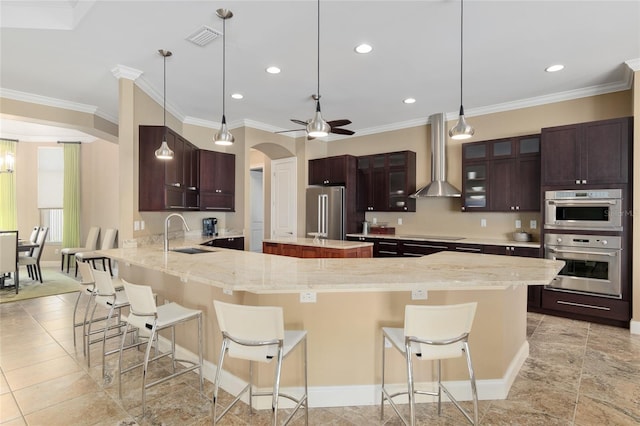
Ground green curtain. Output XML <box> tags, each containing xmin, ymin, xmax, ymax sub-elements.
<box><xmin>62</xmin><ymin>143</ymin><xmax>80</xmax><ymax>248</ymax></box>
<box><xmin>0</xmin><ymin>139</ymin><xmax>17</xmax><ymax>231</ymax></box>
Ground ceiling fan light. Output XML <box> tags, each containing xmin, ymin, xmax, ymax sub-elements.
<box><xmin>306</xmin><ymin>110</ymin><xmax>330</xmax><ymax>137</ymax></box>
<box><xmin>214</xmin><ymin>117</ymin><xmax>235</xmax><ymax>145</ymax></box>
<box><xmin>155</xmin><ymin>139</ymin><xmax>174</xmax><ymax>159</ymax></box>
<box><xmin>449</xmin><ymin>106</ymin><xmax>475</xmax><ymax>140</ymax></box>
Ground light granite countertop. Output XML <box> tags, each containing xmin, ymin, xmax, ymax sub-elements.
<box><xmin>99</xmin><ymin>236</ymin><xmax>562</xmax><ymax>295</ymax></box>
<box><xmin>263</xmin><ymin>237</ymin><xmax>373</xmax><ymax>249</ymax></box>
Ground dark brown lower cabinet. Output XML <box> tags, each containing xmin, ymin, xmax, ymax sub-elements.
<box><xmin>203</xmin><ymin>237</ymin><xmax>244</xmax><ymax>251</ymax></box>
<box><xmin>539</xmin><ymin>290</ymin><xmax>630</xmax><ymax>328</ymax></box>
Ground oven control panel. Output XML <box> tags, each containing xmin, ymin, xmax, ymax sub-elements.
<box><xmin>544</xmin><ymin>233</ymin><xmax>621</xmax><ymax>250</ymax></box>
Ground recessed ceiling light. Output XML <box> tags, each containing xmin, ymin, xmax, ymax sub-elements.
<box><xmin>403</xmin><ymin>98</ymin><xmax>416</xmax><ymax>104</ymax></box>
<box><xmin>266</xmin><ymin>66</ymin><xmax>281</xmax><ymax>74</ymax></box>
<box><xmin>545</xmin><ymin>64</ymin><xmax>564</xmax><ymax>73</ymax></box>
<box><xmin>231</xmin><ymin>93</ymin><xmax>243</xmax><ymax>99</ymax></box>
<box><xmin>354</xmin><ymin>43</ymin><xmax>373</xmax><ymax>54</ymax></box>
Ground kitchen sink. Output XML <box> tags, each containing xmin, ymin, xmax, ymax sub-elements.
<box><xmin>398</xmin><ymin>235</ymin><xmax>464</xmax><ymax>241</ymax></box>
<box><xmin>171</xmin><ymin>247</ymin><xmax>214</xmax><ymax>254</ymax></box>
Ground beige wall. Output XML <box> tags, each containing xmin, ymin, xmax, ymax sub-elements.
<box><xmin>14</xmin><ymin>139</ymin><xmax>120</xmax><ymax>262</ymax></box>
<box><xmin>632</xmin><ymin>71</ymin><xmax>639</xmax><ymax>328</ymax></box>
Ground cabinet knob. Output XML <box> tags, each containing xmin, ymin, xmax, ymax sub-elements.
<box><xmin>581</xmin><ymin>180</ymin><xmax>587</xmax><ymax>184</ymax></box>
<box><xmin>515</xmin><ymin>206</ymin><xmax>520</xmax><ymax>210</ymax></box>
<box><xmin>510</xmin><ymin>206</ymin><xmax>515</xmax><ymax>210</ymax></box>
<box><xmin>575</xmin><ymin>179</ymin><xmax>581</xmax><ymax>184</ymax></box>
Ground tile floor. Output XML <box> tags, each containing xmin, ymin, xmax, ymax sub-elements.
<box><xmin>1</xmin><ymin>288</ymin><xmax>639</xmax><ymax>425</ymax></box>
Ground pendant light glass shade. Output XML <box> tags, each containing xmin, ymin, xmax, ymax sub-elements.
<box><xmin>306</xmin><ymin>102</ymin><xmax>330</xmax><ymax>137</ymax></box>
<box><xmin>214</xmin><ymin>115</ymin><xmax>235</xmax><ymax>145</ymax></box>
<box><xmin>449</xmin><ymin>105</ymin><xmax>475</xmax><ymax>140</ymax></box>
<box><xmin>449</xmin><ymin>0</ymin><xmax>475</xmax><ymax>140</ymax></box>
<box><xmin>155</xmin><ymin>49</ymin><xmax>174</xmax><ymax>160</ymax></box>
<box><xmin>214</xmin><ymin>9</ymin><xmax>234</xmax><ymax>146</ymax></box>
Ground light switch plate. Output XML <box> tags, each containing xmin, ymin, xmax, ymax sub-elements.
<box><xmin>480</xmin><ymin>219</ymin><xmax>487</xmax><ymax>227</ymax></box>
<box><xmin>515</xmin><ymin>220</ymin><xmax>521</xmax><ymax>229</ymax></box>
<box><xmin>134</xmin><ymin>221</ymin><xmax>140</xmax><ymax>231</ymax></box>
<box><xmin>530</xmin><ymin>220</ymin><xmax>537</xmax><ymax>229</ymax></box>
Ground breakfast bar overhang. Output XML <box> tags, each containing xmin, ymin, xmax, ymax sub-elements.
<box><xmin>99</xmin><ymin>241</ymin><xmax>564</xmax><ymax>408</ymax></box>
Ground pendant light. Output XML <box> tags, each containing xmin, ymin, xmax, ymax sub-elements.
<box><xmin>306</xmin><ymin>0</ymin><xmax>330</xmax><ymax>138</ymax></box>
<box><xmin>449</xmin><ymin>0</ymin><xmax>475</xmax><ymax>140</ymax></box>
<box><xmin>214</xmin><ymin>9</ymin><xmax>234</xmax><ymax>146</ymax></box>
<box><xmin>155</xmin><ymin>49</ymin><xmax>174</xmax><ymax>159</ymax></box>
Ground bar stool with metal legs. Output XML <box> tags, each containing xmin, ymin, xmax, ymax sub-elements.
<box><xmin>117</xmin><ymin>280</ymin><xmax>203</xmax><ymax>417</ymax></box>
<box><xmin>72</xmin><ymin>262</ymin><xmax>96</xmax><ymax>353</ymax></box>
<box><xmin>381</xmin><ymin>302</ymin><xmax>479</xmax><ymax>426</ymax></box>
<box><xmin>212</xmin><ymin>300</ymin><xmax>308</xmax><ymax>426</ymax></box>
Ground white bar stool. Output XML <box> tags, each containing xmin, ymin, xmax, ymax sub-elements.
<box><xmin>85</xmin><ymin>268</ymin><xmax>130</xmax><ymax>379</ymax></box>
<box><xmin>117</xmin><ymin>280</ymin><xmax>203</xmax><ymax>418</ymax></box>
<box><xmin>212</xmin><ymin>300</ymin><xmax>308</xmax><ymax>426</ymax></box>
<box><xmin>381</xmin><ymin>302</ymin><xmax>479</xmax><ymax>425</ymax></box>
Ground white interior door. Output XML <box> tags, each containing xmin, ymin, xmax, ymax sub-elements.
<box><xmin>249</xmin><ymin>168</ymin><xmax>264</xmax><ymax>252</ymax></box>
<box><xmin>271</xmin><ymin>157</ymin><xmax>297</xmax><ymax>239</ymax></box>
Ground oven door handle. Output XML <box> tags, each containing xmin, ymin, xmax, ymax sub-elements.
<box><xmin>547</xmin><ymin>200</ymin><xmax>617</xmax><ymax>206</ymax></box>
<box><xmin>547</xmin><ymin>248</ymin><xmax>618</xmax><ymax>257</ymax></box>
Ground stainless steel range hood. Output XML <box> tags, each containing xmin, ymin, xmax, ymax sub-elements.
<box><xmin>411</xmin><ymin>112</ymin><xmax>461</xmax><ymax>198</ymax></box>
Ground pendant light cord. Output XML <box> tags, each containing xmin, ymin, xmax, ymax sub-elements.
<box><xmin>163</xmin><ymin>51</ymin><xmax>167</xmax><ymax>139</ymax></box>
<box><xmin>459</xmin><ymin>0</ymin><xmax>464</xmax><ymax>108</ymax></box>
<box><xmin>316</xmin><ymin>0</ymin><xmax>320</xmax><ymax>99</ymax></box>
<box><xmin>222</xmin><ymin>17</ymin><xmax>227</xmax><ymax>120</ymax></box>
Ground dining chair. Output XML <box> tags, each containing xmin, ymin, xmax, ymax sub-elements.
<box><xmin>75</xmin><ymin>228</ymin><xmax>117</xmax><ymax>276</ymax></box>
<box><xmin>18</xmin><ymin>227</ymin><xmax>48</xmax><ymax>283</ymax></box>
<box><xmin>0</xmin><ymin>231</ymin><xmax>19</xmax><ymax>294</ymax></box>
<box><xmin>61</xmin><ymin>226</ymin><xmax>100</xmax><ymax>274</ymax></box>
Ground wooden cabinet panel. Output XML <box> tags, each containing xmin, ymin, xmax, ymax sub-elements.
<box><xmin>139</xmin><ymin>125</ymin><xmax>199</xmax><ymax>211</ymax></box>
<box><xmin>211</xmin><ymin>237</ymin><xmax>244</xmax><ymax>251</ymax></box>
<box><xmin>541</xmin><ymin>290</ymin><xmax>630</xmax><ymax>324</ymax></box>
<box><xmin>309</xmin><ymin>155</ymin><xmax>354</xmax><ymax>186</ymax></box>
<box><xmin>263</xmin><ymin>241</ymin><xmax>372</xmax><ymax>258</ymax></box>
<box><xmin>199</xmin><ymin>150</ymin><xmax>235</xmax><ymax>211</ymax></box>
<box><xmin>401</xmin><ymin>241</ymin><xmax>449</xmax><ymax>257</ymax></box>
<box><xmin>462</xmin><ymin>135</ymin><xmax>540</xmax><ymax>212</ymax></box>
<box><xmin>357</xmin><ymin>151</ymin><xmax>416</xmax><ymax>212</ymax></box>
<box><xmin>541</xmin><ymin>117</ymin><xmax>631</xmax><ymax>187</ymax></box>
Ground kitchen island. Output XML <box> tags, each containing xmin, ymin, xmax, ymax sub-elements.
<box><xmin>263</xmin><ymin>236</ymin><xmax>373</xmax><ymax>258</ymax></box>
<box><xmin>100</xmin><ymin>238</ymin><xmax>563</xmax><ymax>408</ymax></box>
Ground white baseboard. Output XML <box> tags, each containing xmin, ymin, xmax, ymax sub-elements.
<box><xmin>158</xmin><ymin>337</ymin><xmax>530</xmax><ymax>409</ymax></box>
<box><xmin>630</xmin><ymin>320</ymin><xmax>640</xmax><ymax>335</ymax></box>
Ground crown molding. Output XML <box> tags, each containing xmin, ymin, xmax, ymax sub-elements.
<box><xmin>134</xmin><ymin>74</ymin><xmax>185</xmax><ymax>123</ymax></box>
<box><xmin>625</xmin><ymin>57</ymin><xmax>640</xmax><ymax>72</ymax></box>
<box><xmin>0</xmin><ymin>88</ymin><xmax>98</xmax><ymax>114</ymax></box>
<box><xmin>111</xmin><ymin>64</ymin><xmax>143</xmax><ymax>81</ymax></box>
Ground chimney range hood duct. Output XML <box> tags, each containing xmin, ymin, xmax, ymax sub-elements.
<box><xmin>411</xmin><ymin>112</ymin><xmax>462</xmax><ymax>198</ymax></box>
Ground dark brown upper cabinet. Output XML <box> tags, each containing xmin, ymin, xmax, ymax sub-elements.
<box><xmin>357</xmin><ymin>151</ymin><xmax>416</xmax><ymax>212</ymax></box>
<box><xmin>199</xmin><ymin>149</ymin><xmax>235</xmax><ymax>212</ymax></box>
<box><xmin>541</xmin><ymin>117</ymin><xmax>631</xmax><ymax>188</ymax></box>
<box><xmin>462</xmin><ymin>135</ymin><xmax>540</xmax><ymax>212</ymax></box>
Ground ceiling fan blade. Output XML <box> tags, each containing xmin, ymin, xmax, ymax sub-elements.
<box><xmin>327</xmin><ymin>119</ymin><xmax>352</xmax><ymax>127</ymax></box>
<box><xmin>275</xmin><ymin>129</ymin><xmax>305</xmax><ymax>134</ymax></box>
<box><xmin>330</xmin><ymin>127</ymin><xmax>355</xmax><ymax>136</ymax></box>
<box><xmin>291</xmin><ymin>119</ymin><xmax>308</xmax><ymax>126</ymax></box>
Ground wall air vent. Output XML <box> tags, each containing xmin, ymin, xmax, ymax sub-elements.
<box><xmin>186</xmin><ymin>25</ymin><xmax>222</xmax><ymax>46</ymax></box>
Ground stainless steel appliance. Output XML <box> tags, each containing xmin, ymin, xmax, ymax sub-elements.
<box><xmin>544</xmin><ymin>189</ymin><xmax>623</xmax><ymax>231</ymax></box>
<box><xmin>306</xmin><ymin>186</ymin><xmax>345</xmax><ymax>240</ymax></box>
<box><xmin>202</xmin><ymin>217</ymin><xmax>218</xmax><ymax>237</ymax></box>
<box><xmin>544</xmin><ymin>233</ymin><xmax>622</xmax><ymax>298</ymax></box>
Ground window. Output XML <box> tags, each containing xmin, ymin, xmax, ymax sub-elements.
<box><xmin>37</xmin><ymin>147</ymin><xmax>63</xmax><ymax>243</ymax></box>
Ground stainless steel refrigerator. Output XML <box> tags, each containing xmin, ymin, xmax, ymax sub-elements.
<box><xmin>306</xmin><ymin>186</ymin><xmax>345</xmax><ymax>240</ymax></box>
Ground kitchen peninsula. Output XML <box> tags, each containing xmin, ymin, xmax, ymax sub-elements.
<box><xmin>99</xmin><ymin>238</ymin><xmax>563</xmax><ymax>407</ymax></box>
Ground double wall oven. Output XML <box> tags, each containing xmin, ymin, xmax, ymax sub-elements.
<box><xmin>544</xmin><ymin>189</ymin><xmax>624</xmax><ymax>299</ymax></box>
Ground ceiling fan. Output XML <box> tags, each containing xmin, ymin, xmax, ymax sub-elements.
<box><xmin>276</xmin><ymin>95</ymin><xmax>355</xmax><ymax>139</ymax></box>
<box><xmin>276</xmin><ymin>0</ymin><xmax>355</xmax><ymax>140</ymax></box>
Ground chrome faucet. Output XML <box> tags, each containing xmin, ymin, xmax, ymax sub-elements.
<box><xmin>164</xmin><ymin>213</ymin><xmax>190</xmax><ymax>252</ymax></box>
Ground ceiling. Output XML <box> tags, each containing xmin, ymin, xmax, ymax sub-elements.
<box><xmin>1</xmin><ymin>1</ymin><xmax>639</xmax><ymax>142</ymax></box>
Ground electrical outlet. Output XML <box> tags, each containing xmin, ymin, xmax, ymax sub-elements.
<box><xmin>372</xmin><ymin>217</ymin><xmax>378</xmax><ymax>224</ymax></box>
<box><xmin>411</xmin><ymin>289</ymin><xmax>427</xmax><ymax>300</ymax></box>
<box><xmin>300</xmin><ymin>291</ymin><xmax>317</xmax><ymax>303</ymax></box>
<box><xmin>223</xmin><ymin>288</ymin><xmax>233</xmax><ymax>296</ymax></box>
<box><xmin>134</xmin><ymin>221</ymin><xmax>140</xmax><ymax>231</ymax></box>
<box><xmin>530</xmin><ymin>220</ymin><xmax>537</xmax><ymax>229</ymax></box>
<box><xmin>515</xmin><ymin>220</ymin><xmax>521</xmax><ymax>229</ymax></box>
<box><xmin>397</xmin><ymin>218</ymin><xmax>403</xmax><ymax>225</ymax></box>
<box><xmin>480</xmin><ymin>219</ymin><xmax>487</xmax><ymax>228</ymax></box>
<box><xmin>141</xmin><ymin>220</ymin><xmax>145</xmax><ymax>230</ymax></box>
<box><xmin>54</xmin><ymin>248</ymin><xmax>59</xmax><ymax>254</ymax></box>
